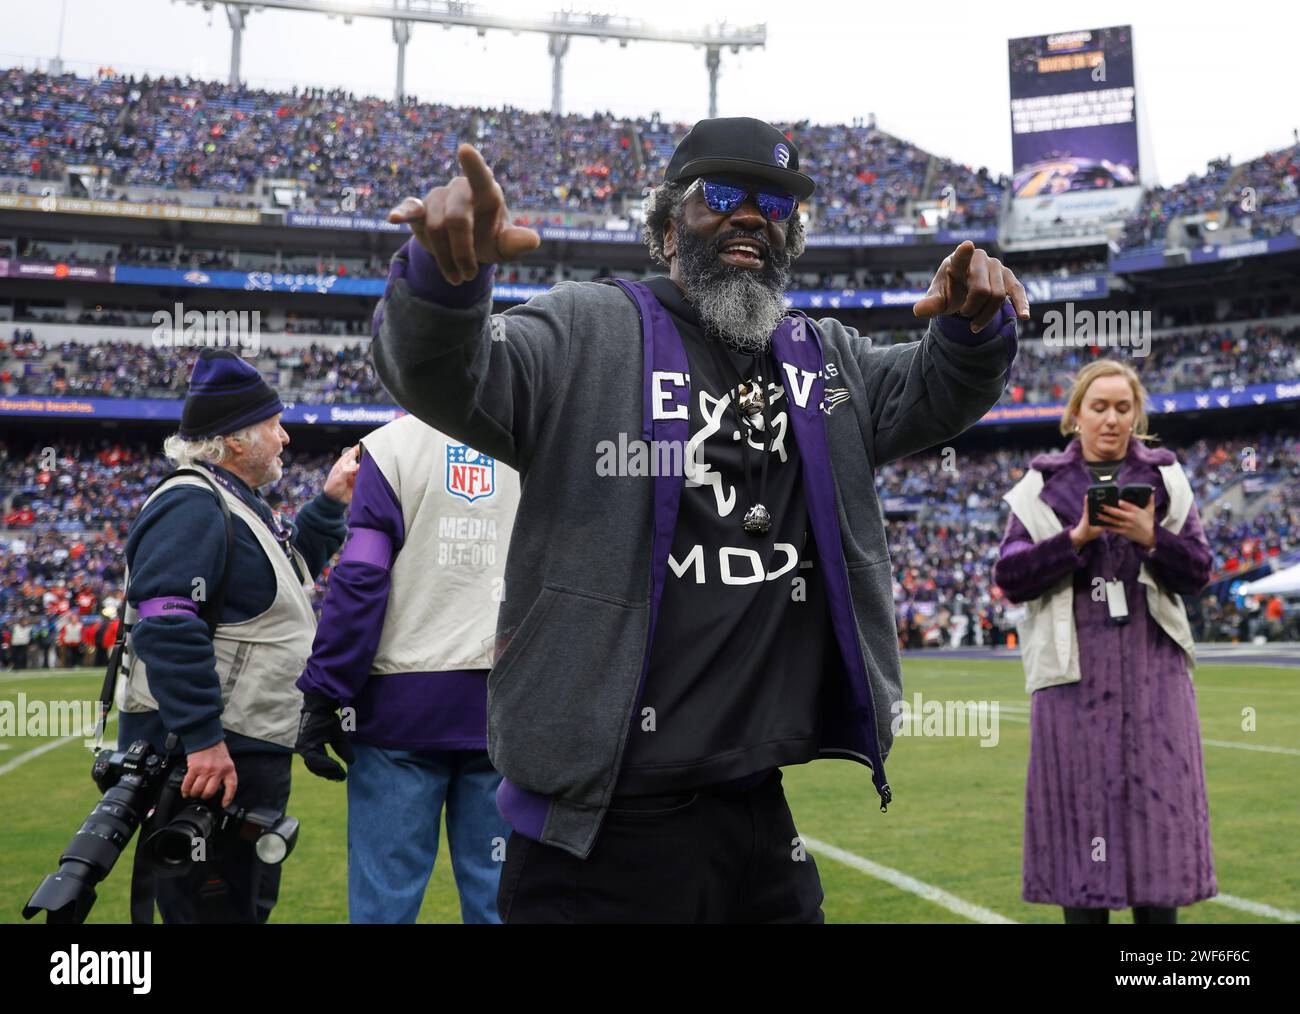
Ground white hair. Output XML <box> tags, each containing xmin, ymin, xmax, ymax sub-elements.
<box><xmin>163</xmin><ymin>423</ymin><xmax>263</xmax><ymax>469</ymax></box>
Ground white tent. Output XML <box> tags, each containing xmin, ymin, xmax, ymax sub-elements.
<box><xmin>1238</xmin><ymin>562</ymin><xmax>1300</xmax><ymax>597</ymax></box>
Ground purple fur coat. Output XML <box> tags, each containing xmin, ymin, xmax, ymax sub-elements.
<box><xmin>993</xmin><ymin>436</ymin><xmax>1217</xmax><ymax>910</ymax></box>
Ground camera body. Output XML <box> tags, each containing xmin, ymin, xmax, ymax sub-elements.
<box><xmin>22</xmin><ymin>739</ymin><xmax>299</xmax><ymax>924</ymax></box>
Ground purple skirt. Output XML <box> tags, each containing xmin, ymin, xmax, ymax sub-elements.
<box><xmin>1023</xmin><ymin>584</ymin><xmax>1217</xmax><ymax>909</ymax></box>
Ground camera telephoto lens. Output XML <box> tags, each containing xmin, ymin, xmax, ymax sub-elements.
<box><xmin>23</xmin><ymin>772</ymin><xmax>153</xmax><ymax>923</ymax></box>
<box><xmin>144</xmin><ymin>802</ymin><xmax>220</xmax><ymax>870</ymax></box>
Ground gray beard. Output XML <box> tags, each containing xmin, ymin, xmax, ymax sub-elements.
<box><xmin>674</xmin><ymin>223</ymin><xmax>790</xmax><ymax>353</ymax></box>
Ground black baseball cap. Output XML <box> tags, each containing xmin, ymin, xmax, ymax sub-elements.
<box><xmin>665</xmin><ymin>116</ymin><xmax>816</xmax><ymax>200</ymax></box>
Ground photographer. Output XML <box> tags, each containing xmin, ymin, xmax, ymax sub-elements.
<box><xmin>118</xmin><ymin>349</ymin><xmax>356</xmax><ymax>923</ymax></box>
<box><xmin>993</xmin><ymin>360</ymin><xmax>1216</xmax><ymax>924</ymax></box>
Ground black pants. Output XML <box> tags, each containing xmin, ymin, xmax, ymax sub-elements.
<box><xmin>144</xmin><ymin>752</ymin><xmax>293</xmax><ymax>924</ymax></box>
<box><xmin>497</xmin><ymin>769</ymin><xmax>824</xmax><ymax>924</ymax></box>
<box><xmin>1064</xmin><ymin>906</ymin><xmax>1178</xmax><ymax>924</ymax></box>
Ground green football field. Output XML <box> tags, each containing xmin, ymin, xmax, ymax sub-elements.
<box><xmin>2</xmin><ymin>660</ymin><xmax>1296</xmax><ymax>924</ymax></box>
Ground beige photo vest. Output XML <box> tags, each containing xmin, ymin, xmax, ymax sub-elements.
<box><xmin>119</xmin><ymin>470</ymin><xmax>317</xmax><ymax>748</ymax></box>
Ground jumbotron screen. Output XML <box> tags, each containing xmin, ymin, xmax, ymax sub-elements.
<box><xmin>1007</xmin><ymin>25</ymin><xmax>1140</xmax><ymax>199</ymax></box>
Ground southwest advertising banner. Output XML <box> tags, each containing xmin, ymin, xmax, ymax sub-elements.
<box><xmin>0</xmin><ymin>396</ymin><xmax>406</xmax><ymax>427</ymax></box>
<box><xmin>976</xmin><ymin>379</ymin><xmax>1300</xmax><ymax>426</ymax></box>
<box><xmin>4</xmin><ymin>378</ymin><xmax>1294</xmax><ymax>427</ymax></box>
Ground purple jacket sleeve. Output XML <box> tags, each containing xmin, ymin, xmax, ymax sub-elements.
<box><xmin>993</xmin><ymin>511</ymin><xmax>1086</xmax><ymax>605</ymax></box>
<box><xmin>1146</xmin><ymin>497</ymin><xmax>1214</xmax><ymax>596</ymax></box>
<box><xmin>296</xmin><ymin>454</ymin><xmax>405</xmax><ymax>703</ymax></box>
<box><xmin>935</xmin><ymin>305</ymin><xmax>1019</xmax><ymax>366</ymax></box>
<box><xmin>372</xmin><ymin>238</ymin><xmax>496</xmax><ymax>341</ymax></box>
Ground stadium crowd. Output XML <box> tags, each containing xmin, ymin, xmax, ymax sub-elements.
<box><xmin>1002</xmin><ymin>319</ymin><xmax>1300</xmax><ymax>405</ymax></box>
<box><xmin>2</xmin><ymin>429</ymin><xmax>1297</xmax><ymax>667</ymax></box>
<box><xmin>0</xmin><ymin>439</ymin><xmax>336</xmax><ymax>668</ymax></box>
<box><xmin>0</xmin><ymin>68</ymin><xmax>1004</xmax><ymax>233</ymax></box>
<box><xmin>1120</xmin><ymin>142</ymin><xmax>1299</xmax><ymax>250</ymax></box>
<box><xmin>4</xmin><ymin>67</ymin><xmax>1296</xmax><ymax>250</ymax></box>
<box><xmin>7</xmin><ymin>315</ymin><xmax>1298</xmax><ymax>407</ymax></box>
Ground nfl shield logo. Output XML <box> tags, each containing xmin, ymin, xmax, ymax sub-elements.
<box><xmin>446</xmin><ymin>444</ymin><xmax>496</xmax><ymax>502</ymax></box>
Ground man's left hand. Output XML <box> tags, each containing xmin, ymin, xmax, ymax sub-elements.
<box><xmin>323</xmin><ymin>445</ymin><xmax>360</xmax><ymax>504</ymax></box>
<box><xmin>296</xmin><ymin>693</ymin><xmax>355</xmax><ymax>781</ymax></box>
<box><xmin>912</xmin><ymin>240</ymin><xmax>1031</xmax><ymax>331</ymax></box>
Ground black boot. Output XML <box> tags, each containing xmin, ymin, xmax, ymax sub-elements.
<box><xmin>1132</xmin><ymin>906</ymin><xmax>1178</xmax><ymax>925</ymax></box>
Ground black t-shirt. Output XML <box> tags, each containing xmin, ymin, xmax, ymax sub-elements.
<box><xmin>614</xmin><ymin>276</ymin><xmax>834</xmax><ymax>795</ymax></box>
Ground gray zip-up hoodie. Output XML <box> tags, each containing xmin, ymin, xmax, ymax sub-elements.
<box><xmin>372</xmin><ymin>241</ymin><xmax>1016</xmax><ymax>859</ymax></box>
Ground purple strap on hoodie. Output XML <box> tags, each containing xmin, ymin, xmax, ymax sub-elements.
<box><xmin>497</xmin><ymin>279</ymin><xmax>694</xmax><ymax>844</ymax></box>
<box><xmin>770</xmin><ymin>311</ymin><xmax>891</xmax><ymax>805</ymax></box>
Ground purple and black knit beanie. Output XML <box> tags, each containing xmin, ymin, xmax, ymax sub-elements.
<box><xmin>179</xmin><ymin>349</ymin><xmax>284</xmax><ymax>439</ymax></box>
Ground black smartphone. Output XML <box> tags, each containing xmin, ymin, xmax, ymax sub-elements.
<box><xmin>1121</xmin><ymin>483</ymin><xmax>1153</xmax><ymax>508</ymax></box>
<box><xmin>1087</xmin><ymin>483</ymin><xmax>1120</xmax><ymax>526</ymax></box>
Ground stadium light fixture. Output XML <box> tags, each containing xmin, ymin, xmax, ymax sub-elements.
<box><xmin>220</xmin><ymin>0</ymin><xmax>764</xmax><ymax>114</ymax></box>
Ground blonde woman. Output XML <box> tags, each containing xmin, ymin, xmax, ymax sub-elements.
<box><xmin>993</xmin><ymin>360</ymin><xmax>1216</xmax><ymax>924</ymax></box>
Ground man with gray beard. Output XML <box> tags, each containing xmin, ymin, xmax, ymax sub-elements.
<box><xmin>664</xmin><ymin>175</ymin><xmax>796</xmax><ymax>353</ymax></box>
<box><xmin>373</xmin><ymin>116</ymin><xmax>1029</xmax><ymax>923</ymax></box>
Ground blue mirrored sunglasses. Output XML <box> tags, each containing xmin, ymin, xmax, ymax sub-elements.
<box><xmin>685</xmin><ymin>177</ymin><xmax>798</xmax><ymax>222</ymax></box>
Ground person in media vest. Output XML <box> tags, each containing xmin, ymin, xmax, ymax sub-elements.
<box><xmin>993</xmin><ymin>359</ymin><xmax>1216</xmax><ymax>925</ymax></box>
<box><xmin>120</xmin><ymin>348</ymin><xmax>357</xmax><ymax>924</ymax></box>
<box><xmin>295</xmin><ymin>414</ymin><xmax>519</xmax><ymax>924</ymax></box>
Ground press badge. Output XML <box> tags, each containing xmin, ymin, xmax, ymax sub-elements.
<box><xmin>1105</xmin><ymin>579</ymin><xmax>1130</xmax><ymax>625</ymax></box>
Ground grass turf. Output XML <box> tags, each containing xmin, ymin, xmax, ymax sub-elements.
<box><xmin>1</xmin><ymin>660</ymin><xmax>1295</xmax><ymax>923</ymax></box>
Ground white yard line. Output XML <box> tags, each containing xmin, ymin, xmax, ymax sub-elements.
<box><xmin>0</xmin><ymin>715</ymin><xmax>116</xmax><ymax>776</ymax></box>
<box><xmin>1201</xmin><ymin>738</ymin><xmax>1300</xmax><ymax>756</ymax></box>
<box><xmin>800</xmin><ymin>835</ymin><xmax>1017</xmax><ymax>924</ymax></box>
<box><xmin>1207</xmin><ymin>894</ymin><xmax>1300</xmax><ymax>922</ymax></box>
<box><xmin>805</xmin><ymin>836</ymin><xmax>1299</xmax><ymax>924</ymax></box>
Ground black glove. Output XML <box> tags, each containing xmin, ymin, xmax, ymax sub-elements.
<box><xmin>295</xmin><ymin>692</ymin><xmax>355</xmax><ymax>781</ymax></box>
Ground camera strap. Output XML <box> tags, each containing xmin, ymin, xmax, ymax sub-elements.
<box><xmin>93</xmin><ymin>466</ymin><xmax>236</xmax><ymax>752</ymax></box>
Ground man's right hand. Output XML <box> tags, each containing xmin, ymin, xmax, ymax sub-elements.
<box><xmin>183</xmin><ymin>740</ymin><xmax>237</xmax><ymax>808</ymax></box>
<box><xmin>387</xmin><ymin>143</ymin><xmax>541</xmax><ymax>286</ymax></box>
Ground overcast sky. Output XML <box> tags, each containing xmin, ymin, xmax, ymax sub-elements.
<box><xmin>5</xmin><ymin>0</ymin><xmax>1298</xmax><ymax>187</ymax></box>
